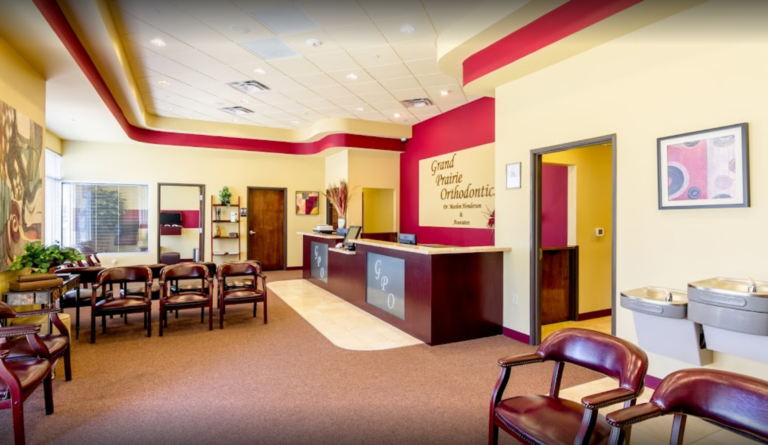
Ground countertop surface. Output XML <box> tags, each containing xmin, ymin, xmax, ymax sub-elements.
<box><xmin>298</xmin><ymin>232</ymin><xmax>344</xmax><ymax>240</ymax></box>
<box><xmin>351</xmin><ymin>239</ymin><xmax>511</xmax><ymax>255</ymax></box>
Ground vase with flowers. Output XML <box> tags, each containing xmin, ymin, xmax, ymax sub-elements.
<box><xmin>322</xmin><ymin>180</ymin><xmax>353</xmax><ymax>229</ymax></box>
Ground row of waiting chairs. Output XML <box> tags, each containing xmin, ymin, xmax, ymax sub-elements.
<box><xmin>490</xmin><ymin>328</ymin><xmax>768</xmax><ymax>445</ymax></box>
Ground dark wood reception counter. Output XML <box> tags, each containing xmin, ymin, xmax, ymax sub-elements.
<box><xmin>300</xmin><ymin>233</ymin><xmax>510</xmax><ymax>345</ymax></box>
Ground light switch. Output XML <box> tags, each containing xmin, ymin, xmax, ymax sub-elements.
<box><xmin>595</xmin><ymin>228</ymin><xmax>605</xmax><ymax>237</ymax></box>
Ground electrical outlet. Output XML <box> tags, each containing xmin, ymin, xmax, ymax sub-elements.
<box><xmin>111</xmin><ymin>259</ymin><xmax>117</xmax><ymax>266</ymax></box>
<box><xmin>512</xmin><ymin>293</ymin><xmax>519</xmax><ymax>305</ymax></box>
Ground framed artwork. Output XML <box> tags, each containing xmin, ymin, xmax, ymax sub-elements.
<box><xmin>296</xmin><ymin>191</ymin><xmax>320</xmax><ymax>215</ymax></box>
<box><xmin>657</xmin><ymin>123</ymin><xmax>749</xmax><ymax>209</ymax></box>
<box><xmin>240</xmin><ymin>207</ymin><xmax>247</xmax><ymax>218</ymax></box>
<box><xmin>506</xmin><ymin>162</ymin><xmax>521</xmax><ymax>189</ymax></box>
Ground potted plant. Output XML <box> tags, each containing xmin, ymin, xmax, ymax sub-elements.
<box><xmin>219</xmin><ymin>186</ymin><xmax>232</xmax><ymax>207</ymax></box>
<box><xmin>322</xmin><ymin>180</ymin><xmax>352</xmax><ymax>229</ymax></box>
<box><xmin>9</xmin><ymin>241</ymin><xmax>85</xmax><ymax>274</ymax></box>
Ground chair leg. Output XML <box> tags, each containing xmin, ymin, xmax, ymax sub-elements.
<box><xmin>253</xmin><ymin>302</ymin><xmax>257</xmax><ymax>317</ymax></box>
<box><xmin>175</xmin><ymin>310</ymin><xmax>179</xmax><ymax>319</ymax></box>
<box><xmin>159</xmin><ymin>310</ymin><xmax>164</xmax><ymax>337</ymax></box>
<box><xmin>63</xmin><ymin>347</ymin><xmax>72</xmax><ymax>381</ymax></box>
<box><xmin>102</xmin><ymin>315</ymin><xmax>106</xmax><ymax>333</ymax></box>
<box><xmin>147</xmin><ymin>308</ymin><xmax>152</xmax><ymax>337</ymax></box>
<box><xmin>201</xmin><ymin>308</ymin><xmax>204</xmax><ymax>324</ymax></box>
<box><xmin>489</xmin><ymin>422</ymin><xmax>499</xmax><ymax>445</ymax></box>
<box><xmin>12</xmin><ymin>400</ymin><xmax>25</xmax><ymax>445</ymax></box>
<box><xmin>75</xmin><ymin>304</ymin><xmax>80</xmax><ymax>340</ymax></box>
<box><xmin>90</xmin><ymin>312</ymin><xmax>96</xmax><ymax>344</ymax></box>
<box><xmin>144</xmin><ymin>312</ymin><xmax>147</xmax><ymax>329</ymax></box>
<box><xmin>208</xmin><ymin>302</ymin><xmax>213</xmax><ymax>331</ymax></box>
<box><xmin>43</xmin><ymin>374</ymin><xmax>54</xmax><ymax>415</ymax></box>
<box><xmin>220</xmin><ymin>303</ymin><xmax>224</xmax><ymax>329</ymax></box>
<box><xmin>264</xmin><ymin>298</ymin><xmax>268</xmax><ymax>324</ymax></box>
<box><xmin>124</xmin><ymin>313</ymin><xmax>128</xmax><ymax>324</ymax></box>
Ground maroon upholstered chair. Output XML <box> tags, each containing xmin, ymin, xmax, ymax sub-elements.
<box><xmin>91</xmin><ymin>266</ymin><xmax>153</xmax><ymax>343</ymax></box>
<box><xmin>55</xmin><ymin>264</ymin><xmax>105</xmax><ymax>339</ymax></box>
<box><xmin>606</xmin><ymin>369</ymin><xmax>768</xmax><ymax>445</ymax></box>
<box><xmin>489</xmin><ymin>328</ymin><xmax>648</xmax><ymax>445</ymax></box>
<box><xmin>0</xmin><ymin>325</ymin><xmax>54</xmax><ymax>445</ymax></box>
<box><xmin>0</xmin><ymin>302</ymin><xmax>72</xmax><ymax>381</ymax></box>
<box><xmin>158</xmin><ymin>263</ymin><xmax>213</xmax><ymax>336</ymax></box>
<box><xmin>85</xmin><ymin>253</ymin><xmax>101</xmax><ymax>266</ymax></box>
<box><xmin>216</xmin><ymin>261</ymin><xmax>267</xmax><ymax>329</ymax></box>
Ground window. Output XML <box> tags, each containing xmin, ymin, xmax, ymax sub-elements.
<box><xmin>44</xmin><ymin>149</ymin><xmax>62</xmax><ymax>245</ymax></box>
<box><xmin>62</xmin><ymin>183</ymin><xmax>149</xmax><ymax>253</ymax></box>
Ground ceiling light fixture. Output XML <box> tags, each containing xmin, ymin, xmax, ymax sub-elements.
<box><xmin>371</xmin><ymin>53</ymin><xmax>379</xmax><ymax>59</ymax></box>
<box><xmin>439</xmin><ymin>90</ymin><xmax>450</xmax><ymax>96</ymax></box>
<box><xmin>239</xmin><ymin>99</ymin><xmax>249</xmax><ymax>103</ymax></box>
<box><xmin>231</xmin><ymin>118</ymin><xmax>239</xmax><ymax>122</ymax></box>
<box><xmin>400</xmin><ymin>24</ymin><xmax>415</xmax><ymax>34</ymax></box>
<box><xmin>221</xmin><ymin>106</ymin><xmax>254</xmax><ymax>115</ymax></box>
<box><xmin>305</xmin><ymin>38</ymin><xmax>322</xmax><ymax>47</ymax></box>
<box><xmin>346</xmin><ymin>73</ymin><xmax>358</xmax><ymax>80</ymax></box>
<box><xmin>228</xmin><ymin>80</ymin><xmax>270</xmax><ymax>94</ymax></box>
<box><xmin>158</xmin><ymin>80</ymin><xmax>170</xmax><ymax>86</ymax></box>
<box><xmin>354</xmin><ymin>107</ymin><xmax>365</xmax><ymax>112</ymax></box>
<box><xmin>393</xmin><ymin>113</ymin><xmax>401</xmax><ymax>118</ymax></box>
<box><xmin>291</xmin><ymin>120</ymin><xmax>300</xmax><ymax>125</ymax></box>
<box><xmin>253</xmin><ymin>68</ymin><xmax>266</xmax><ymax>75</ymax></box>
<box><xmin>149</xmin><ymin>38</ymin><xmax>166</xmax><ymax>47</ymax></box>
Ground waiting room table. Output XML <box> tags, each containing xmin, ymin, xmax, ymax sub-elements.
<box><xmin>2</xmin><ymin>274</ymin><xmax>80</xmax><ymax>333</ymax></box>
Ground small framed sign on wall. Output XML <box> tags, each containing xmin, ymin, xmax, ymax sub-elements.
<box><xmin>506</xmin><ymin>162</ymin><xmax>521</xmax><ymax>189</ymax></box>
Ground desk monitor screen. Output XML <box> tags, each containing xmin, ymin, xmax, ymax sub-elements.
<box><xmin>343</xmin><ymin>226</ymin><xmax>362</xmax><ymax>247</ymax></box>
<box><xmin>399</xmin><ymin>233</ymin><xmax>417</xmax><ymax>245</ymax></box>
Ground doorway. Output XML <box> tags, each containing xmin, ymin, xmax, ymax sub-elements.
<box><xmin>157</xmin><ymin>183</ymin><xmax>205</xmax><ymax>263</ymax></box>
<box><xmin>247</xmin><ymin>187</ymin><xmax>286</xmax><ymax>271</ymax></box>
<box><xmin>530</xmin><ymin>135</ymin><xmax>616</xmax><ymax>345</ymax></box>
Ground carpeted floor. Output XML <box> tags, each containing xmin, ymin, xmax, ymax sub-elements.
<box><xmin>1</xmin><ymin>270</ymin><xmax>599</xmax><ymax>445</ymax></box>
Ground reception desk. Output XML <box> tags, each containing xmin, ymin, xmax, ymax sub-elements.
<box><xmin>300</xmin><ymin>233</ymin><xmax>509</xmax><ymax>345</ymax></box>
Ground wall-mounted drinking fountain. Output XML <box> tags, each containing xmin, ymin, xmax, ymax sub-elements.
<box><xmin>687</xmin><ymin>277</ymin><xmax>768</xmax><ymax>363</ymax></box>
<box><xmin>620</xmin><ymin>287</ymin><xmax>712</xmax><ymax>366</ymax></box>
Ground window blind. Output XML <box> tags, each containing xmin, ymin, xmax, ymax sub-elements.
<box><xmin>44</xmin><ymin>149</ymin><xmax>62</xmax><ymax>245</ymax></box>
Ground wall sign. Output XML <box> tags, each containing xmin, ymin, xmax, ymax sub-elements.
<box><xmin>418</xmin><ymin>143</ymin><xmax>495</xmax><ymax>228</ymax></box>
<box><xmin>310</xmin><ymin>241</ymin><xmax>328</xmax><ymax>283</ymax></box>
<box><xmin>366</xmin><ymin>252</ymin><xmax>405</xmax><ymax>320</ymax></box>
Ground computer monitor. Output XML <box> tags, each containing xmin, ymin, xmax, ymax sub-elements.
<box><xmin>342</xmin><ymin>226</ymin><xmax>362</xmax><ymax>248</ymax></box>
<box><xmin>398</xmin><ymin>233</ymin><xmax>417</xmax><ymax>246</ymax></box>
<box><xmin>159</xmin><ymin>212</ymin><xmax>182</xmax><ymax>226</ymax></box>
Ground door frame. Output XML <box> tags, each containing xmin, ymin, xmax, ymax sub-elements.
<box><xmin>247</xmin><ymin>186</ymin><xmax>288</xmax><ymax>270</ymax></box>
<box><xmin>529</xmin><ymin>134</ymin><xmax>617</xmax><ymax>345</ymax></box>
<box><xmin>157</xmin><ymin>183</ymin><xmax>205</xmax><ymax>263</ymax></box>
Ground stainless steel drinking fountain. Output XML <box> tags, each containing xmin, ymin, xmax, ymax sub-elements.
<box><xmin>620</xmin><ymin>287</ymin><xmax>712</xmax><ymax>366</ymax></box>
<box><xmin>687</xmin><ymin>277</ymin><xmax>768</xmax><ymax>363</ymax></box>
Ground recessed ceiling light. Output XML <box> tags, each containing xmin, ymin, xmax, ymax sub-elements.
<box><xmin>393</xmin><ymin>113</ymin><xmax>401</xmax><ymax>118</ymax></box>
<box><xmin>400</xmin><ymin>24</ymin><xmax>415</xmax><ymax>34</ymax></box>
<box><xmin>158</xmin><ymin>80</ymin><xmax>170</xmax><ymax>86</ymax></box>
<box><xmin>346</xmin><ymin>73</ymin><xmax>358</xmax><ymax>80</ymax></box>
<box><xmin>149</xmin><ymin>38</ymin><xmax>166</xmax><ymax>47</ymax></box>
<box><xmin>165</xmin><ymin>106</ymin><xmax>173</xmax><ymax>110</ymax></box>
<box><xmin>291</xmin><ymin>120</ymin><xmax>300</xmax><ymax>125</ymax></box>
<box><xmin>231</xmin><ymin>118</ymin><xmax>238</xmax><ymax>122</ymax></box>
<box><xmin>239</xmin><ymin>99</ymin><xmax>249</xmax><ymax>103</ymax></box>
<box><xmin>354</xmin><ymin>107</ymin><xmax>365</xmax><ymax>112</ymax></box>
<box><xmin>371</xmin><ymin>53</ymin><xmax>379</xmax><ymax>59</ymax></box>
<box><xmin>229</xmin><ymin>25</ymin><xmax>251</xmax><ymax>34</ymax></box>
<box><xmin>253</xmin><ymin>68</ymin><xmax>266</xmax><ymax>75</ymax></box>
<box><xmin>439</xmin><ymin>90</ymin><xmax>450</xmax><ymax>96</ymax></box>
<box><xmin>306</xmin><ymin>38</ymin><xmax>322</xmax><ymax>47</ymax></box>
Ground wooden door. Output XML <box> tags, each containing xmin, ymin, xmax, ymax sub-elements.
<box><xmin>247</xmin><ymin>188</ymin><xmax>286</xmax><ymax>270</ymax></box>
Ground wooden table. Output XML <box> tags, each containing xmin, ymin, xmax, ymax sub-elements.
<box><xmin>2</xmin><ymin>274</ymin><xmax>80</xmax><ymax>333</ymax></box>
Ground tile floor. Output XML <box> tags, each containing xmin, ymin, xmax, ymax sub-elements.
<box><xmin>560</xmin><ymin>378</ymin><xmax>754</xmax><ymax>445</ymax></box>
<box><xmin>267</xmin><ymin>279</ymin><xmax>423</xmax><ymax>351</ymax></box>
<box><xmin>542</xmin><ymin>316</ymin><xmax>612</xmax><ymax>340</ymax></box>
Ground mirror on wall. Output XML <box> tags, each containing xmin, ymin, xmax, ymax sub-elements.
<box><xmin>157</xmin><ymin>183</ymin><xmax>205</xmax><ymax>264</ymax></box>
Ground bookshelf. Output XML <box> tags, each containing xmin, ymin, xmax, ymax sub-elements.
<box><xmin>211</xmin><ymin>195</ymin><xmax>241</xmax><ymax>265</ymax></box>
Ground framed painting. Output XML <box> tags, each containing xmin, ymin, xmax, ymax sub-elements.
<box><xmin>658</xmin><ymin>123</ymin><xmax>749</xmax><ymax>209</ymax></box>
<box><xmin>296</xmin><ymin>191</ymin><xmax>319</xmax><ymax>215</ymax></box>
<box><xmin>506</xmin><ymin>162</ymin><xmax>521</xmax><ymax>189</ymax></box>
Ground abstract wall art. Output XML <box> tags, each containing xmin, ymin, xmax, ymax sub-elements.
<box><xmin>296</xmin><ymin>191</ymin><xmax>319</xmax><ymax>215</ymax></box>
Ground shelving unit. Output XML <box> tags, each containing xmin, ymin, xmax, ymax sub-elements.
<box><xmin>211</xmin><ymin>195</ymin><xmax>241</xmax><ymax>265</ymax></box>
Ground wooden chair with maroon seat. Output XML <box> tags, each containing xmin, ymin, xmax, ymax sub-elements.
<box><xmin>90</xmin><ymin>266</ymin><xmax>153</xmax><ymax>343</ymax></box>
<box><xmin>158</xmin><ymin>263</ymin><xmax>213</xmax><ymax>336</ymax></box>
<box><xmin>0</xmin><ymin>325</ymin><xmax>55</xmax><ymax>445</ymax></box>
<box><xmin>489</xmin><ymin>328</ymin><xmax>648</xmax><ymax>445</ymax></box>
<box><xmin>55</xmin><ymin>264</ymin><xmax>105</xmax><ymax>339</ymax></box>
<box><xmin>216</xmin><ymin>261</ymin><xmax>267</xmax><ymax>329</ymax></box>
<box><xmin>0</xmin><ymin>302</ymin><xmax>72</xmax><ymax>381</ymax></box>
<box><xmin>606</xmin><ymin>369</ymin><xmax>768</xmax><ymax>445</ymax></box>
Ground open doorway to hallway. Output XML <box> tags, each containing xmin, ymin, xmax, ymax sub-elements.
<box><xmin>530</xmin><ymin>136</ymin><xmax>616</xmax><ymax>344</ymax></box>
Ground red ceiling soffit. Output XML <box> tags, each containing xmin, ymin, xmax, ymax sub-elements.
<box><xmin>462</xmin><ymin>0</ymin><xmax>644</xmax><ymax>85</ymax></box>
<box><xmin>32</xmin><ymin>0</ymin><xmax>405</xmax><ymax>155</ymax></box>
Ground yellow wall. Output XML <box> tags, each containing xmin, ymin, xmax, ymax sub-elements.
<box><xmin>62</xmin><ymin>140</ymin><xmax>325</xmax><ymax>268</ymax></box>
<box><xmin>362</xmin><ymin>188</ymin><xmax>396</xmax><ymax>233</ymax></box>
<box><xmin>45</xmin><ymin>130</ymin><xmax>63</xmax><ymax>154</ymax></box>
<box><xmin>347</xmin><ymin>149</ymin><xmax>400</xmax><ymax>229</ymax></box>
<box><xmin>0</xmin><ymin>35</ymin><xmax>46</xmax><ymax>290</ymax></box>
<box><xmin>543</xmin><ymin>144</ymin><xmax>613</xmax><ymax>315</ymax></box>
<box><xmin>495</xmin><ymin>0</ymin><xmax>768</xmax><ymax>379</ymax></box>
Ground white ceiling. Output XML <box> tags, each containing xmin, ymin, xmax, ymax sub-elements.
<box><xmin>110</xmin><ymin>0</ymin><xmax>484</xmax><ymax>130</ymax></box>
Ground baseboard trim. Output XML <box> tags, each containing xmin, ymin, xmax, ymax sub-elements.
<box><xmin>503</xmin><ymin>327</ymin><xmax>530</xmax><ymax>344</ymax></box>
<box><xmin>644</xmin><ymin>374</ymin><xmax>662</xmax><ymax>390</ymax></box>
<box><xmin>578</xmin><ymin>309</ymin><xmax>612</xmax><ymax>321</ymax></box>
<box><xmin>286</xmin><ymin>266</ymin><xmax>302</xmax><ymax>271</ymax></box>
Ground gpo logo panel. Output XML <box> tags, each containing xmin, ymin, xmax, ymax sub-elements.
<box><xmin>310</xmin><ymin>241</ymin><xmax>328</xmax><ymax>283</ymax></box>
<box><xmin>366</xmin><ymin>252</ymin><xmax>405</xmax><ymax>320</ymax></box>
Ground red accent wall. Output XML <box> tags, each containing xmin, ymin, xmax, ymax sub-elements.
<box><xmin>542</xmin><ymin>164</ymin><xmax>568</xmax><ymax>247</ymax></box>
<box><xmin>399</xmin><ymin>98</ymin><xmax>495</xmax><ymax>247</ymax></box>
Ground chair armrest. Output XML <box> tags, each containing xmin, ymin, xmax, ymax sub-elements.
<box><xmin>0</xmin><ymin>325</ymin><xmax>42</xmax><ymax>338</ymax></box>
<box><xmin>13</xmin><ymin>307</ymin><xmax>62</xmax><ymax>318</ymax></box>
<box><xmin>0</xmin><ymin>350</ymin><xmax>8</xmax><ymax>360</ymax></box>
<box><xmin>606</xmin><ymin>402</ymin><xmax>664</xmax><ymax>428</ymax></box>
<box><xmin>498</xmin><ymin>353</ymin><xmax>544</xmax><ymax>368</ymax></box>
<box><xmin>582</xmin><ymin>388</ymin><xmax>639</xmax><ymax>410</ymax></box>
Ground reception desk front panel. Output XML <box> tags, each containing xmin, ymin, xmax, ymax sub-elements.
<box><xmin>300</xmin><ymin>233</ymin><xmax>508</xmax><ymax>345</ymax></box>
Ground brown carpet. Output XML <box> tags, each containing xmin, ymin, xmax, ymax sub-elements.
<box><xmin>0</xmin><ymin>270</ymin><xmax>599</xmax><ymax>445</ymax></box>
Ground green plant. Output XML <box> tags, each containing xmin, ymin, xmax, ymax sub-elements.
<box><xmin>219</xmin><ymin>186</ymin><xmax>232</xmax><ymax>207</ymax></box>
<box><xmin>9</xmin><ymin>241</ymin><xmax>85</xmax><ymax>274</ymax></box>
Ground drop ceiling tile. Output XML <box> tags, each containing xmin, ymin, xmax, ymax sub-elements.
<box><xmin>274</xmin><ymin>102</ymin><xmax>312</xmax><ymax>114</ymax></box>
<box><xmin>343</xmin><ymin>81</ymin><xmax>386</xmax><ymax>96</ymax></box>
<box><xmin>113</xmin><ymin>0</ymin><xmax>196</xmax><ymax>30</ymax></box>
<box><xmin>423</xmin><ymin>84</ymin><xmax>461</xmax><ymax>98</ymax></box>
<box><xmin>372</xmin><ymin>101</ymin><xmax>407</xmax><ymax>112</ymax></box>
<box><xmin>231</xmin><ymin>61</ymin><xmax>286</xmax><ymax>79</ymax></box>
<box><xmin>312</xmin><ymin>85</ymin><xmax>354</xmax><ymax>98</ymax></box>
<box><xmin>280</xmin><ymin>30</ymin><xmax>344</xmax><ymax>56</ymax></box>
<box><xmin>328</xmin><ymin>96</ymin><xmax>365</xmax><ymax>107</ymax></box>
<box><xmin>416</xmin><ymin>114</ymin><xmax>439</xmax><ymax>122</ymax></box>
<box><xmin>404</xmin><ymin>58</ymin><xmax>440</xmax><ymax>76</ymax></box>
<box><xmin>347</xmin><ymin>45</ymin><xmax>402</xmax><ymax>67</ymax></box>
<box><xmin>165</xmin><ymin>50</ymin><xmax>246</xmax><ymax>82</ymax></box>
<box><xmin>262</xmin><ymin>110</ymin><xmax>297</xmax><ymax>120</ymax></box>
<box><xmin>164</xmin><ymin>22</ymin><xmax>235</xmax><ymax>48</ymax></box>
<box><xmin>299</xmin><ymin>98</ymin><xmax>336</xmax><ymax>109</ymax></box>
<box><xmin>169</xmin><ymin>1</ymin><xmax>246</xmax><ymax>20</ymax></box>
<box><xmin>358</xmin><ymin>0</ymin><xmax>425</xmax><ymax>21</ymax></box>
<box><xmin>297</xmin><ymin>0</ymin><xmax>370</xmax><ymax>28</ymax></box>
<box><xmin>313</xmin><ymin>106</ymin><xmax>345</xmax><ymax>116</ymax></box>
<box><xmin>364</xmin><ymin>62</ymin><xmax>413</xmax><ymax>81</ymax></box>
<box><xmin>249</xmin><ymin>3</ymin><xmax>320</xmax><ymax>34</ymax></box>
<box><xmin>202</xmin><ymin>13</ymin><xmax>275</xmax><ymax>42</ymax></box>
<box><xmin>357</xmin><ymin>91</ymin><xmax>396</xmax><ymax>104</ymax></box>
<box><xmin>408</xmin><ymin>104</ymin><xmax>439</xmax><ymax>116</ymax></box>
<box><xmin>111</xmin><ymin>10</ymin><xmax>156</xmax><ymax>36</ymax></box>
<box><xmin>325</xmin><ymin>22</ymin><xmax>387</xmax><ymax>51</ymax></box>
<box><xmin>260</xmin><ymin>77</ymin><xmax>305</xmax><ymax>92</ymax></box>
<box><xmin>437</xmin><ymin>102</ymin><xmax>463</xmax><ymax>113</ymax></box>
<box><xmin>267</xmin><ymin>57</ymin><xmax>322</xmax><ymax>76</ymax></box>
<box><xmin>391</xmin><ymin>37</ymin><xmax>436</xmax><ymax>61</ymax></box>
<box><xmin>390</xmin><ymin>87</ymin><xmax>427</xmax><ymax>101</ymax></box>
<box><xmin>416</xmin><ymin>72</ymin><xmax>461</xmax><ymax>88</ymax></box>
<box><xmin>123</xmin><ymin>30</ymin><xmax>193</xmax><ymax>55</ymax></box>
<box><xmin>197</xmin><ymin>43</ymin><xmax>263</xmax><ymax>65</ymax></box>
<box><xmin>299</xmin><ymin>111</ymin><xmax>327</xmax><ymax>122</ymax></box>
<box><xmin>138</xmin><ymin>55</ymin><xmax>213</xmax><ymax>84</ymax></box>
<box><xmin>305</xmin><ymin>51</ymin><xmax>359</xmax><ymax>73</ymax></box>
<box><xmin>326</xmin><ymin>70</ymin><xmax>374</xmax><ymax>85</ymax></box>
<box><xmin>421</xmin><ymin>1</ymin><xmax>478</xmax><ymax>34</ymax></box>
<box><xmin>122</xmin><ymin>40</ymin><xmax>160</xmax><ymax>60</ymax></box>
<box><xmin>293</xmin><ymin>73</ymin><xmax>338</xmax><ymax>88</ymax></box>
<box><xmin>431</xmin><ymin>94</ymin><xmax>468</xmax><ymax>107</ymax></box>
<box><xmin>374</xmin><ymin>13</ymin><xmax>436</xmax><ymax>44</ymax></box>
<box><xmin>353</xmin><ymin>111</ymin><xmax>387</xmax><ymax>121</ymax></box>
<box><xmin>280</xmin><ymin>88</ymin><xmax>322</xmax><ymax>102</ymax></box>
<box><xmin>132</xmin><ymin>66</ymin><xmax>162</xmax><ymax>79</ymax></box>
<box><xmin>378</xmin><ymin>76</ymin><xmax>421</xmax><ymax>90</ymax></box>
<box><xmin>254</xmin><ymin>92</ymin><xmax>294</xmax><ymax>105</ymax></box>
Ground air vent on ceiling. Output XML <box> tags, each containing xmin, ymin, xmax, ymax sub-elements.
<box><xmin>241</xmin><ymin>37</ymin><xmax>300</xmax><ymax>60</ymax></box>
<box><xmin>220</xmin><ymin>106</ymin><xmax>254</xmax><ymax>115</ymax></box>
<box><xmin>401</xmin><ymin>98</ymin><xmax>434</xmax><ymax>108</ymax></box>
<box><xmin>227</xmin><ymin>80</ymin><xmax>271</xmax><ymax>94</ymax></box>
